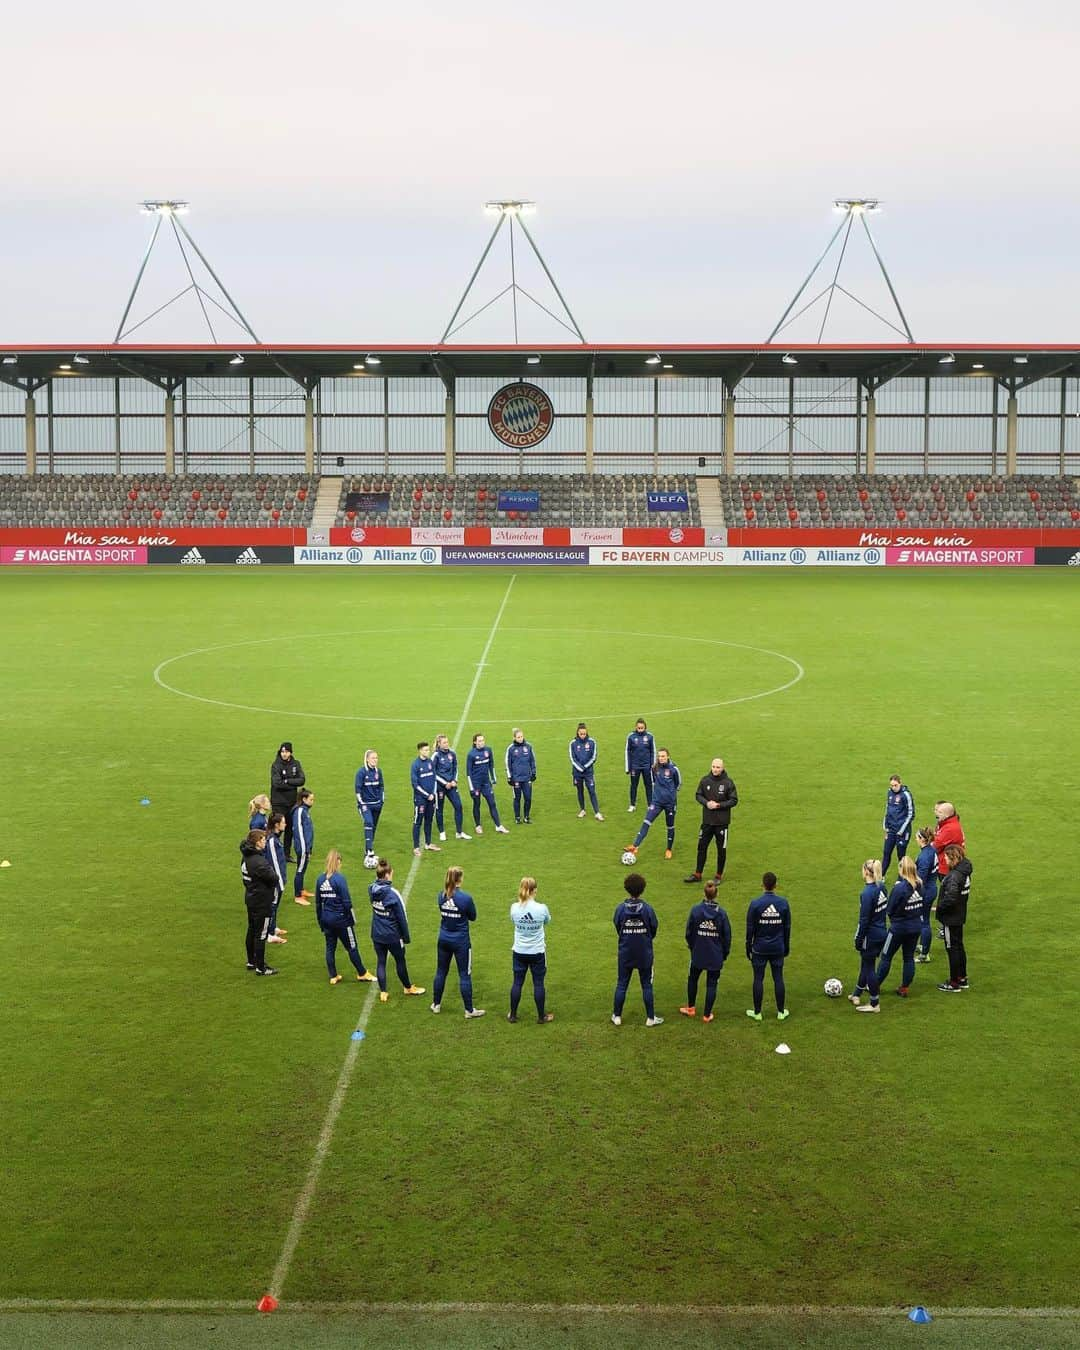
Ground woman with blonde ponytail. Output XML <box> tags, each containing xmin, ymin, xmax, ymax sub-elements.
<box><xmin>850</xmin><ymin>859</ymin><xmax>888</xmax><ymax>1012</ymax></box>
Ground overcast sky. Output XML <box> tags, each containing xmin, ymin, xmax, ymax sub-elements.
<box><xmin>4</xmin><ymin>0</ymin><xmax>1079</xmax><ymax>344</ymax></box>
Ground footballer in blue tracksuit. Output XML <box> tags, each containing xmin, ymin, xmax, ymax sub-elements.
<box><xmin>913</xmin><ymin>827</ymin><xmax>939</xmax><ymax>959</ymax></box>
<box><xmin>506</xmin><ymin>728</ymin><xmax>537</xmax><ymax>824</ymax></box>
<box><xmin>851</xmin><ymin>861</ymin><xmax>889</xmax><ymax>1010</ymax></box>
<box><xmin>569</xmin><ymin>723</ymin><xmax>603</xmax><ymax>819</ymax></box>
<box><xmin>355</xmin><ymin>749</ymin><xmax>385</xmax><ymax>859</ymax></box>
<box><xmin>745</xmin><ymin>874</ymin><xmax>791</xmax><ymax>1019</ymax></box>
<box><xmin>433</xmin><ymin>735</ymin><xmax>470</xmax><ymax>841</ymax></box>
<box><xmin>466</xmin><ymin>734</ymin><xmax>507</xmax><ymax>833</ymax></box>
<box><xmin>430</xmin><ymin>866</ymin><xmax>483</xmax><ymax>1017</ymax></box>
<box><xmin>369</xmin><ymin>860</ymin><xmax>424</xmax><ymax>997</ymax></box>
<box><xmin>292</xmin><ymin>789</ymin><xmax>315</xmax><ymax>901</ymax></box>
<box><xmin>266</xmin><ymin>812</ymin><xmax>288</xmax><ymax>940</ymax></box>
<box><xmin>625</xmin><ymin>719</ymin><xmax>655</xmax><ymax>809</ymax></box>
<box><xmin>411</xmin><ymin>741</ymin><xmax>440</xmax><ymax>852</ymax></box>
<box><xmin>682</xmin><ymin>882</ymin><xmax>732</xmax><ymax>1019</ymax></box>
<box><xmin>882</xmin><ymin>775</ymin><xmax>915</xmax><ymax>873</ymax></box>
<box><xmin>315</xmin><ymin>852</ymin><xmax>376</xmax><ymax>983</ymax></box>
<box><xmin>627</xmin><ymin>749</ymin><xmax>680</xmax><ymax>857</ymax></box>
<box><xmin>874</xmin><ymin>856</ymin><xmax>924</xmax><ymax>995</ymax></box>
<box><xmin>612</xmin><ymin>874</ymin><xmax>662</xmax><ymax>1025</ymax></box>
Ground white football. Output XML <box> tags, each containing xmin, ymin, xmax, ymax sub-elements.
<box><xmin>823</xmin><ymin>978</ymin><xmax>843</xmax><ymax>998</ymax></box>
<box><xmin>363</xmin><ymin>852</ymin><xmax>378</xmax><ymax>869</ymax></box>
<box><xmin>621</xmin><ymin>851</ymin><xmax>637</xmax><ymax>866</ymax></box>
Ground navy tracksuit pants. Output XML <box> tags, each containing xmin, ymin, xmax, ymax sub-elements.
<box><xmin>882</xmin><ymin>830</ymin><xmax>910</xmax><ymax>874</ymax></box>
<box><xmin>876</xmin><ymin>930</ymin><xmax>919</xmax><ymax>989</ymax></box>
<box><xmin>412</xmin><ymin>798</ymin><xmax>435</xmax><ymax>847</ymax></box>
<box><xmin>574</xmin><ymin>773</ymin><xmax>599</xmax><ymax>813</ymax></box>
<box><xmin>374</xmin><ymin>939</ymin><xmax>412</xmax><ymax>992</ymax></box>
<box><xmin>751</xmin><ymin>954</ymin><xmax>786</xmax><ymax>1014</ymax></box>
<box><xmin>433</xmin><ymin>939</ymin><xmax>474</xmax><ymax>1011</ymax></box>
<box><xmin>687</xmin><ymin>964</ymin><xmax>722</xmax><ymax>1015</ymax></box>
<box><xmin>628</xmin><ymin>769</ymin><xmax>653</xmax><ymax>806</ymax></box>
<box><xmin>324</xmin><ymin>923</ymin><xmax>369</xmax><ymax>979</ymax></box>
<box><xmin>511</xmin><ymin>781</ymin><xmax>533</xmax><ymax>821</ymax></box>
<box><xmin>634</xmin><ymin>802</ymin><xmax>675</xmax><ymax>850</ymax></box>
<box><xmin>510</xmin><ymin>951</ymin><xmax>546</xmax><ymax>1018</ymax></box>
<box><xmin>436</xmin><ymin>788</ymin><xmax>464</xmax><ymax>834</ymax></box>
<box><xmin>854</xmin><ymin>941</ymin><xmax>884</xmax><ymax>1004</ymax></box>
<box><xmin>359</xmin><ymin>804</ymin><xmax>382</xmax><ymax>854</ymax></box>
<box><xmin>471</xmin><ymin>784</ymin><xmax>502</xmax><ymax>827</ymax></box>
<box><xmin>614</xmin><ymin>959</ymin><xmax>655</xmax><ymax>1019</ymax></box>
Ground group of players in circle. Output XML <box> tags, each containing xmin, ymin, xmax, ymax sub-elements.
<box><xmin>237</xmin><ymin>739</ymin><xmax>973</xmax><ymax>1023</ymax></box>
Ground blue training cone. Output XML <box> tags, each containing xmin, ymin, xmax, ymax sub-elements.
<box><xmin>908</xmin><ymin>1306</ymin><xmax>933</xmax><ymax>1324</ymax></box>
<box><xmin>350</xmin><ymin>1030</ymin><xmax>366</xmax><ymax>1042</ymax></box>
<box><xmin>139</xmin><ymin>797</ymin><xmax>151</xmax><ymax>806</ymax></box>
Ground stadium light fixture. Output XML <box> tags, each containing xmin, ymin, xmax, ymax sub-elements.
<box><xmin>58</xmin><ymin>363</ymin><xmax>72</xmax><ymax>371</ymax></box>
<box><xmin>73</xmin><ymin>354</ymin><xmax>90</xmax><ymax>365</ymax></box>
<box><xmin>781</xmin><ymin>353</ymin><xmax>799</xmax><ymax>365</ymax></box>
<box><xmin>229</xmin><ymin>353</ymin><xmax>245</xmax><ymax>365</ymax></box>
<box><xmin>662</xmin><ymin>363</ymin><xmax>674</xmax><ymax>370</ymax></box>
<box><xmin>645</xmin><ymin>354</ymin><xmax>662</xmax><ymax>366</ymax></box>
<box><xmin>938</xmin><ymin>353</ymin><xmax>956</xmax><ymax>364</ymax></box>
<box><xmin>1013</xmin><ymin>355</ymin><xmax>1029</xmax><ymax>364</ymax></box>
<box><xmin>139</xmin><ymin>199</ymin><xmax>189</xmax><ymax>216</ymax></box>
<box><xmin>526</xmin><ymin>354</ymin><xmax>541</xmax><ymax>365</ymax></box>
<box><xmin>352</xmin><ymin>362</ymin><xmax>366</xmax><ymax>371</ymax></box>
<box><xmin>971</xmin><ymin>362</ymin><xmax>985</xmax><ymax>370</ymax></box>
<box><xmin>833</xmin><ymin>198</ymin><xmax>881</xmax><ymax>215</ymax></box>
<box><xmin>1</xmin><ymin>355</ymin><xmax>16</xmax><ymax>365</ymax></box>
<box><xmin>484</xmin><ymin>200</ymin><xmax>536</xmax><ymax>217</ymax></box>
<box><xmin>364</xmin><ymin>354</ymin><xmax>382</xmax><ymax>366</ymax></box>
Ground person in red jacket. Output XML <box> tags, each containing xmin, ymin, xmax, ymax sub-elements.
<box><xmin>932</xmin><ymin>802</ymin><xmax>965</xmax><ymax>875</ymax></box>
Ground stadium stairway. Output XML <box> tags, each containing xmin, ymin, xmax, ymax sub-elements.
<box><xmin>696</xmin><ymin>476</ymin><xmax>726</xmax><ymax>536</ymax></box>
<box><xmin>311</xmin><ymin>476</ymin><xmax>343</xmax><ymax>533</ymax></box>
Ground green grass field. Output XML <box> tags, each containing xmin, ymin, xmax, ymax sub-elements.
<box><xmin>3</xmin><ymin>565</ymin><xmax>1079</xmax><ymax>1346</ymax></box>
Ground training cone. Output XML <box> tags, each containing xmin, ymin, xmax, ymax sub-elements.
<box><xmin>0</xmin><ymin>859</ymin><xmax>10</xmax><ymax>868</ymax></box>
<box><xmin>257</xmin><ymin>1294</ymin><xmax>278</xmax><ymax>1313</ymax></box>
<box><xmin>139</xmin><ymin>797</ymin><xmax>151</xmax><ymax>806</ymax></box>
<box><xmin>908</xmin><ymin>1306</ymin><xmax>932</xmax><ymax>1324</ymax></box>
<box><xmin>775</xmin><ymin>1043</ymin><xmax>791</xmax><ymax>1055</ymax></box>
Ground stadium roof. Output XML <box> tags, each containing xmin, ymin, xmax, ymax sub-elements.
<box><xmin>1</xmin><ymin>343</ymin><xmax>1079</xmax><ymax>387</ymax></box>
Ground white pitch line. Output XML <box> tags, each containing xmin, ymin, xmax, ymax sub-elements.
<box><xmin>0</xmin><ymin>1298</ymin><xmax>1076</xmax><ymax>1319</ymax></box>
<box><xmin>267</xmin><ymin>574</ymin><xmax>516</xmax><ymax>1302</ymax></box>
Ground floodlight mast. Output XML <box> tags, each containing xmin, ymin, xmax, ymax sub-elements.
<box><xmin>440</xmin><ymin>200</ymin><xmax>586</xmax><ymax>344</ymax></box>
<box><xmin>114</xmin><ymin>200</ymin><xmax>260</xmax><ymax>344</ymax></box>
<box><xmin>767</xmin><ymin>197</ymin><xmax>914</xmax><ymax>344</ymax></box>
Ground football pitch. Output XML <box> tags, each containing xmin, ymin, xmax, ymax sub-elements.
<box><xmin>3</xmin><ymin>564</ymin><xmax>1079</xmax><ymax>1347</ymax></box>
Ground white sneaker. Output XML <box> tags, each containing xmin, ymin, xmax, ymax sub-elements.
<box><xmin>465</xmin><ymin>1008</ymin><xmax>486</xmax><ymax>1019</ymax></box>
<box><xmin>456</xmin><ymin>831</ymin><xmax>472</xmax><ymax>840</ymax></box>
<box><xmin>646</xmin><ymin>1016</ymin><xmax>665</xmax><ymax>1027</ymax></box>
<box><xmin>595</xmin><ymin>812</ymin><xmax>604</xmax><ymax>821</ymax></box>
<box><xmin>577</xmin><ymin>809</ymin><xmax>587</xmax><ymax>819</ymax></box>
<box><xmin>423</xmin><ymin>843</ymin><xmax>441</xmax><ymax>851</ymax></box>
<box><xmin>438</xmin><ymin>831</ymin><xmax>447</xmax><ymax>842</ymax></box>
<box><xmin>429</xmin><ymin>1002</ymin><xmax>441</xmax><ymax>1013</ymax></box>
<box><xmin>475</xmin><ymin>825</ymin><xmax>484</xmax><ymax>835</ymax></box>
<box><xmin>611</xmin><ymin>1014</ymin><xmax>622</xmax><ymax>1026</ymax></box>
<box><xmin>627</xmin><ymin>804</ymin><xmax>636</xmax><ymax>812</ymax></box>
<box><xmin>412</xmin><ymin>847</ymin><xmax>421</xmax><ymax>856</ymax></box>
<box><xmin>494</xmin><ymin>825</ymin><xmax>509</xmax><ymax>834</ymax></box>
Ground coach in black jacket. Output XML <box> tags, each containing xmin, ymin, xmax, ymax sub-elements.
<box><xmin>241</xmin><ymin>830</ymin><xmax>280</xmax><ymax>975</ymax></box>
<box><xmin>684</xmin><ymin>758</ymin><xmax>739</xmax><ymax>883</ymax></box>
<box><xmin>271</xmin><ymin>742</ymin><xmax>306</xmax><ymax>857</ymax></box>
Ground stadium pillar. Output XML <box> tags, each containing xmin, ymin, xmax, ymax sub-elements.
<box><xmin>304</xmin><ymin>395</ymin><xmax>315</xmax><ymax>474</ymax></box>
<box><xmin>585</xmin><ymin>370</ymin><xmax>595</xmax><ymax>473</ymax></box>
<box><xmin>723</xmin><ymin>396</ymin><xmax>735</xmax><ymax>475</ymax></box>
<box><xmin>25</xmin><ymin>395</ymin><xmax>37</xmax><ymax>474</ymax></box>
<box><xmin>445</xmin><ymin>388</ymin><xmax>456</xmax><ymax>474</ymax></box>
<box><xmin>865</xmin><ymin>392</ymin><xmax>877</xmax><ymax>474</ymax></box>
<box><xmin>1005</xmin><ymin>393</ymin><xmax>1018</xmax><ymax>475</ymax></box>
<box><xmin>164</xmin><ymin>395</ymin><xmax>176</xmax><ymax>474</ymax></box>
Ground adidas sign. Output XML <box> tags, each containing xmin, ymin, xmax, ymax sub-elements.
<box><xmin>235</xmin><ymin>547</ymin><xmax>261</xmax><ymax>565</ymax></box>
<box><xmin>180</xmin><ymin>547</ymin><xmax>206</xmax><ymax>565</ymax></box>
<box><xmin>762</xmin><ymin>903</ymin><xmax>780</xmax><ymax>917</ymax></box>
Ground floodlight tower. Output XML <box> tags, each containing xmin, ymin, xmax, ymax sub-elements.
<box><xmin>767</xmin><ymin>197</ymin><xmax>914</xmax><ymax>344</ymax></box>
<box><xmin>440</xmin><ymin>200</ymin><xmax>586</xmax><ymax>343</ymax></box>
<box><xmin>114</xmin><ymin>200</ymin><xmax>260</xmax><ymax>343</ymax></box>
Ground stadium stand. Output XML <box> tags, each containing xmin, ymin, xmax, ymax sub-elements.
<box><xmin>0</xmin><ymin>474</ymin><xmax>318</xmax><ymax>527</ymax></box>
<box><xmin>718</xmin><ymin>475</ymin><xmax>1080</xmax><ymax>528</ymax></box>
<box><xmin>332</xmin><ymin>474</ymin><xmax>702</xmax><ymax>528</ymax></box>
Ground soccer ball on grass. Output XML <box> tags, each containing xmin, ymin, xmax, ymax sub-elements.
<box><xmin>621</xmin><ymin>850</ymin><xmax>637</xmax><ymax>866</ymax></box>
<box><xmin>823</xmin><ymin>978</ymin><xmax>843</xmax><ymax>998</ymax></box>
<box><xmin>363</xmin><ymin>852</ymin><xmax>378</xmax><ymax>869</ymax></box>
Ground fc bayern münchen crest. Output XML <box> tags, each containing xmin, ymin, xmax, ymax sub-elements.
<box><xmin>487</xmin><ymin>382</ymin><xmax>554</xmax><ymax>448</ymax></box>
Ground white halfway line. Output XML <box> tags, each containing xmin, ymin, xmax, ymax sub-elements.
<box><xmin>0</xmin><ymin>1299</ymin><xmax>1076</xmax><ymax>1320</ymax></box>
<box><xmin>268</xmin><ymin>574</ymin><xmax>516</xmax><ymax>1301</ymax></box>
